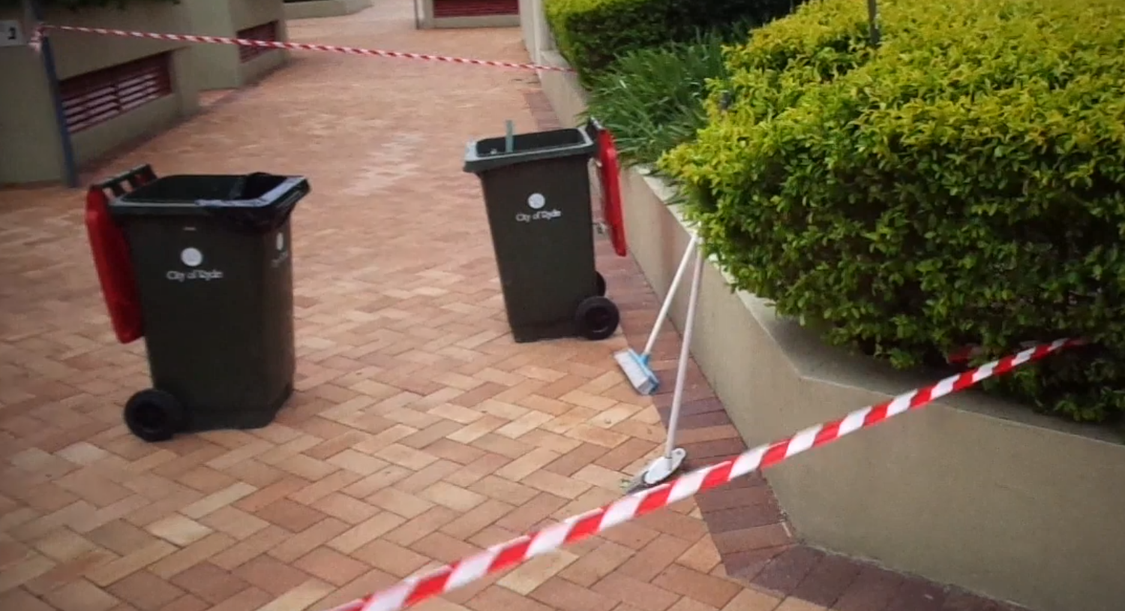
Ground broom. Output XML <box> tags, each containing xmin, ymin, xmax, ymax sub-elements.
<box><xmin>623</xmin><ymin>240</ymin><xmax>704</xmax><ymax>490</ymax></box>
<box><xmin>613</xmin><ymin>234</ymin><xmax>699</xmax><ymax>395</ymax></box>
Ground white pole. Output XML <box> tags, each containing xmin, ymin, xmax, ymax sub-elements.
<box><xmin>663</xmin><ymin>242</ymin><xmax>704</xmax><ymax>460</ymax></box>
<box><xmin>642</xmin><ymin>233</ymin><xmax>698</xmax><ymax>358</ymax></box>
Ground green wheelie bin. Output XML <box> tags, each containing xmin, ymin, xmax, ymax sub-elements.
<box><xmin>90</xmin><ymin>166</ymin><xmax>309</xmax><ymax>442</ymax></box>
<box><xmin>464</xmin><ymin>125</ymin><xmax>620</xmax><ymax>343</ymax></box>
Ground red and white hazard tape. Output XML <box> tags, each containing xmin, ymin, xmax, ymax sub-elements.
<box><xmin>947</xmin><ymin>340</ymin><xmax>1050</xmax><ymax>364</ymax></box>
<box><xmin>28</xmin><ymin>24</ymin><xmax>43</xmax><ymax>53</ymax></box>
<box><xmin>320</xmin><ymin>338</ymin><xmax>1078</xmax><ymax>611</ymax></box>
<box><xmin>33</xmin><ymin>24</ymin><xmax>575</xmax><ymax>73</ymax></box>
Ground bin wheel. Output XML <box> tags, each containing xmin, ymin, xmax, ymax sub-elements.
<box><xmin>595</xmin><ymin>271</ymin><xmax>607</xmax><ymax>297</ymax></box>
<box><xmin>575</xmin><ymin>296</ymin><xmax>620</xmax><ymax>341</ymax></box>
<box><xmin>124</xmin><ymin>389</ymin><xmax>185</xmax><ymax>443</ymax></box>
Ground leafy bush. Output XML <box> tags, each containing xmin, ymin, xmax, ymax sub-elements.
<box><xmin>660</xmin><ymin>0</ymin><xmax>1125</xmax><ymax>422</ymax></box>
<box><xmin>583</xmin><ymin>30</ymin><xmax>732</xmax><ymax>168</ymax></box>
<box><xmin>544</xmin><ymin>0</ymin><xmax>802</xmax><ymax>79</ymax></box>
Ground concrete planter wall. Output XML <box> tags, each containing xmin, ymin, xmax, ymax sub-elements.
<box><xmin>519</xmin><ymin>0</ymin><xmax>553</xmax><ymax>61</ymax></box>
<box><xmin>0</xmin><ymin>2</ymin><xmax>200</xmax><ymax>185</ymax></box>
<box><xmin>184</xmin><ymin>0</ymin><xmax>289</xmax><ymax>91</ymax></box>
<box><xmin>283</xmin><ymin>0</ymin><xmax>372</xmax><ymax>20</ymax></box>
<box><xmin>530</xmin><ymin>41</ymin><xmax>1125</xmax><ymax>611</ymax></box>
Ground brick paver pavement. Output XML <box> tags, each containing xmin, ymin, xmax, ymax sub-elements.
<box><xmin>0</xmin><ymin>3</ymin><xmax>1027</xmax><ymax>611</ymax></box>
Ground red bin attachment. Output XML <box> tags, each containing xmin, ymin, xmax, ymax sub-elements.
<box><xmin>85</xmin><ymin>164</ymin><xmax>156</xmax><ymax>344</ymax></box>
<box><xmin>591</xmin><ymin>121</ymin><xmax>628</xmax><ymax>257</ymax></box>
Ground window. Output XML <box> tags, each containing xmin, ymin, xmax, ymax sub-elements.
<box><xmin>58</xmin><ymin>53</ymin><xmax>173</xmax><ymax>134</ymax></box>
<box><xmin>433</xmin><ymin>0</ymin><xmax>519</xmax><ymax>18</ymax></box>
<box><xmin>238</xmin><ymin>21</ymin><xmax>280</xmax><ymax>63</ymax></box>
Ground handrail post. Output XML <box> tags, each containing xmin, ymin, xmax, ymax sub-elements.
<box><xmin>25</xmin><ymin>0</ymin><xmax>78</xmax><ymax>188</ymax></box>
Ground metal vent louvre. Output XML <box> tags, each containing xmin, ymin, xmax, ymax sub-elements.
<box><xmin>238</xmin><ymin>21</ymin><xmax>280</xmax><ymax>63</ymax></box>
<box><xmin>433</xmin><ymin>0</ymin><xmax>518</xmax><ymax>18</ymax></box>
<box><xmin>59</xmin><ymin>53</ymin><xmax>173</xmax><ymax>134</ymax></box>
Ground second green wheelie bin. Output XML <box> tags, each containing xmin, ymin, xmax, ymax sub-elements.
<box><xmin>464</xmin><ymin>126</ymin><xmax>620</xmax><ymax>343</ymax></box>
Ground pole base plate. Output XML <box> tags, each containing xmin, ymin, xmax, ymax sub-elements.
<box><xmin>640</xmin><ymin>448</ymin><xmax>687</xmax><ymax>487</ymax></box>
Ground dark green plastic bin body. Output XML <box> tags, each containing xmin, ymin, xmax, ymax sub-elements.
<box><xmin>465</xmin><ymin>128</ymin><xmax>598</xmax><ymax>343</ymax></box>
<box><xmin>110</xmin><ymin>173</ymin><xmax>309</xmax><ymax>433</ymax></box>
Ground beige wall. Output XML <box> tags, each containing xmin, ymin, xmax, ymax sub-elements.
<box><xmin>0</xmin><ymin>0</ymin><xmax>291</xmax><ymax>185</ymax></box>
<box><xmin>519</xmin><ymin>0</ymin><xmax>554</xmax><ymax>63</ymax></box>
<box><xmin>537</xmin><ymin>51</ymin><xmax>1125</xmax><ymax>611</ymax></box>
<box><xmin>44</xmin><ymin>2</ymin><xmax>188</xmax><ymax>79</ymax></box>
<box><xmin>184</xmin><ymin>0</ymin><xmax>236</xmax><ymax>91</ymax></box>
<box><xmin>0</xmin><ymin>9</ymin><xmax>61</xmax><ymax>185</ymax></box>
<box><xmin>0</xmin><ymin>3</ymin><xmax>198</xmax><ymax>185</ymax></box>
<box><xmin>536</xmin><ymin>52</ymin><xmax>585</xmax><ymax>127</ymax></box>
<box><xmin>283</xmin><ymin>0</ymin><xmax>372</xmax><ymax>20</ymax></box>
<box><xmin>229</xmin><ymin>0</ymin><xmax>288</xmax><ymax>30</ymax></box>
<box><xmin>72</xmin><ymin>49</ymin><xmax>199</xmax><ymax>169</ymax></box>
<box><xmin>184</xmin><ymin>0</ymin><xmax>289</xmax><ymax>91</ymax></box>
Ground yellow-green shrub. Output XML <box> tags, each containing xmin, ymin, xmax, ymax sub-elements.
<box><xmin>661</xmin><ymin>0</ymin><xmax>1125</xmax><ymax>422</ymax></box>
<box><xmin>544</xmin><ymin>0</ymin><xmax>802</xmax><ymax>79</ymax></box>
<box><xmin>583</xmin><ymin>30</ymin><xmax>732</xmax><ymax>167</ymax></box>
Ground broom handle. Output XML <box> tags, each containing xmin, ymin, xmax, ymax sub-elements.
<box><xmin>642</xmin><ymin>234</ymin><xmax>699</xmax><ymax>357</ymax></box>
<box><xmin>664</xmin><ymin>243</ymin><xmax>705</xmax><ymax>459</ymax></box>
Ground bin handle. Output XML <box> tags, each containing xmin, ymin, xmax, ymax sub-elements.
<box><xmin>584</xmin><ymin>118</ymin><xmax>605</xmax><ymax>154</ymax></box>
<box><xmin>195</xmin><ymin>176</ymin><xmax>309</xmax><ymax>210</ymax></box>
<box><xmin>196</xmin><ymin>175</ymin><xmax>310</xmax><ymax>234</ymax></box>
<box><xmin>93</xmin><ymin>164</ymin><xmax>158</xmax><ymax>199</ymax></box>
<box><xmin>585</xmin><ymin>118</ymin><xmax>628</xmax><ymax>257</ymax></box>
<box><xmin>258</xmin><ymin>177</ymin><xmax>310</xmax><ymax>215</ymax></box>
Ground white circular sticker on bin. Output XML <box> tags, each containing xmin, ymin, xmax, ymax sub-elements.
<box><xmin>276</xmin><ymin>233</ymin><xmax>285</xmax><ymax>251</ymax></box>
<box><xmin>180</xmin><ymin>247</ymin><xmax>203</xmax><ymax>267</ymax></box>
<box><xmin>528</xmin><ymin>193</ymin><xmax>546</xmax><ymax>210</ymax></box>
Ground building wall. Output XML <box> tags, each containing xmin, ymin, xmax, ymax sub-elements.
<box><xmin>71</xmin><ymin>49</ymin><xmax>198</xmax><ymax>169</ymax></box>
<box><xmin>184</xmin><ymin>0</ymin><xmax>289</xmax><ymax>91</ymax></box>
<box><xmin>0</xmin><ymin>3</ymin><xmax>198</xmax><ymax>185</ymax></box>
<box><xmin>0</xmin><ymin>0</ymin><xmax>293</xmax><ymax>185</ymax></box>
<box><xmin>283</xmin><ymin>0</ymin><xmax>372</xmax><ymax>20</ymax></box>
<box><xmin>0</xmin><ymin>16</ymin><xmax>61</xmax><ymax>185</ymax></box>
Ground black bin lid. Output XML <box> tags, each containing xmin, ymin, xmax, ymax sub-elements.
<box><xmin>111</xmin><ymin>173</ymin><xmax>310</xmax><ymax>232</ymax></box>
<box><xmin>463</xmin><ymin>127</ymin><xmax>596</xmax><ymax>174</ymax></box>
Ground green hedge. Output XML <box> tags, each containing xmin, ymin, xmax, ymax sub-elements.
<box><xmin>660</xmin><ymin>0</ymin><xmax>1125</xmax><ymax>423</ymax></box>
<box><xmin>583</xmin><ymin>30</ymin><xmax>732</xmax><ymax>168</ymax></box>
<box><xmin>544</xmin><ymin>0</ymin><xmax>801</xmax><ymax>79</ymax></box>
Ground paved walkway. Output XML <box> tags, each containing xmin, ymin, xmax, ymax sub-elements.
<box><xmin>0</xmin><ymin>3</ymin><xmax>1025</xmax><ymax>611</ymax></box>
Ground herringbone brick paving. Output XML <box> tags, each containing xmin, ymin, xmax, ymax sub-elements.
<box><xmin>0</xmin><ymin>2</ymin><xmax>1027</xmax><ymax>610</ymax></box>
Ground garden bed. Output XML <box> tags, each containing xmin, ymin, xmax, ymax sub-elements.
<box><xmin>526</xmin><ymin>21</ymin><xmax>1125</xmax><ymax>611</ymax></box>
